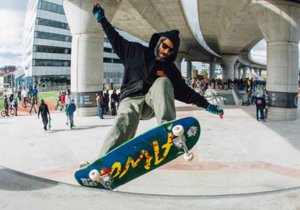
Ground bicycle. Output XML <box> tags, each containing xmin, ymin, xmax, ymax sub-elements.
<box><xmin>22</xmin><ymin>96</ymin><xmax>31</xmax><ymax>108</ymax></box>
<box><xmin>1</xmin><ymin>106</ymin><xmax>15</xmax><ymax>117</ymax></box>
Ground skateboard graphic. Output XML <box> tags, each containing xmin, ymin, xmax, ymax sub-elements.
<box><xmin>74</xmin><ymin>117</ymin><xmax>201</xmax><ymax>190</ymax></box>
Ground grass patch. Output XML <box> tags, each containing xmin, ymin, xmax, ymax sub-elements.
<box><xmin>0</xmin><ymin>91</ymin><xmax>59</xmax><ymax>110</ymax></box>
<box><xmin>38</xmin><ymin>91</ymin><xmax>58</xmax><ymax>104</ymax></box>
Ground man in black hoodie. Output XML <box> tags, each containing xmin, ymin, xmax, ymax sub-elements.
<box><xmin>93</xmin><ymin>3</ymin><xmax>224</xmax><ymax>156</ymax></box>
<box><xmin>38</xmin><ymin>99</ymin><xmax>50</xmax><ymax>131</ymax></box>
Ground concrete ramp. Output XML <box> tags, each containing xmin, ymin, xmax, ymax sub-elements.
<box><xmin>1</xmin><ymin>166</ymin><xmax>300</xmax><ymax>210</ymax></box>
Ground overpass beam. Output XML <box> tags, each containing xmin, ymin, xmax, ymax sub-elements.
<box><xmin>64</xmin><ymin>1</ymin><xmax>104</xmax><ymax>116</ymax></box>
<box><xmin>250</xmin><ymin>0</ymin><xmax>300</xmax><ymax>121</ymax></box>
<box><xmin>222</xmin><ymin>55</ymin><xmax>238</xmax><ymax>80</ymax></box>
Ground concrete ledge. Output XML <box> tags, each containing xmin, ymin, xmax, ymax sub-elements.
<box><xmin>1</xmin><ymin>166</ymin><xmax>300</xmax><ymax>210</ymax></box>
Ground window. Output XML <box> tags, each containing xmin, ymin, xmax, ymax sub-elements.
<box><xmin>39</xmin><ymin>0</ymin><xmax>65</xmax><ymax>15</ymax></box>
<box><xmin>36</xmin><ymin>18</ymin><xmax>69</xmax><ymax>30</ymax></box>
<box><xmin>33</xmin><ymin>45</ymin><xmax>71</xmax><ymax>54</ymax></box>
<box><xmin>35</xmin><ymin>31</ymin><xmax>72</xmax><ymax>42</ymax></box>
<box><xmin>34</xmin><ymin>59</ymin><xmax>70</xmax><ymax>67</ymax></box>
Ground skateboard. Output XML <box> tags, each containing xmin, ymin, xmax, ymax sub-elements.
<box><xmin>74</xmin><ymin>116</ymin><xmax>201</xmax><ymax>190</ymax></box>
<box><xmin>48</xmin><ymin>116</ymin><xmax>51</xmax><ymax>130</ymax></box>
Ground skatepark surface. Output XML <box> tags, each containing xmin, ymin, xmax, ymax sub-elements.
<box><xmin>1</xmin><ymin>93</ymin><xmax>300</xmax><ymax>209</ymax></box>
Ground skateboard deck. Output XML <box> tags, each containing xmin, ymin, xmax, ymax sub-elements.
<box><xmin>48</xmin><ymin>116</ymin><xmax>51</xmax><ymax>130</ymax></box>
<box><xmin>74</xmin><ymin>116</ymin><xmax>200</xmax><ymax>190</ymax></box>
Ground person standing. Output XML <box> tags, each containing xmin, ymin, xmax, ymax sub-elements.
<box><xmin>103</xmin><ymin>90</ymin><xmax>110</xmax><ymax>114</ymax></box>
<box><xmin>3</xmin><ymin>95</ymin><xmax>9</xmax><ymax>116</ymax></box>
<box><xmin>66</xmin><ymin>99</ymin><xmax>76</xmax><ymax>129</ymax></box>
<box><xmin>255</xmin><ymin>94</ymin><xmax>266</xmax><ymax>121</ymax></box>
<box><xmin>12</xmin><ymin>96</ymin><xmax>18</xmax><ymax>116</ymax></box>
<box><xmin>96</xmin><ymin>91</ymin><xmax>104</xmax><ymax>119</ymax></box>
<box><xmin>110</xmin><ymin>89</ymin><xmax>118</xmax><ymax>116</ymax></box>
<box><xmin>38</xmin><ymin>99</ymin><xmax>50</xmax><ymax>131</ymax></box>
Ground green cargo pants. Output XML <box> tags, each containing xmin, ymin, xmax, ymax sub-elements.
<box><xmin>99</xmin><ymin>77</ymin><xmax>176</xmax><ymax>157</ymax></box>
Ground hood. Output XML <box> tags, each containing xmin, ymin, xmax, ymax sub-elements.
<box><xmin>149</xmin><ymin>30</ymin><xmax>180</xmax><ymax>62</ymax></box>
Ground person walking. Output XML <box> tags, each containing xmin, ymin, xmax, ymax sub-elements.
<box><xmin>38</xmin><ymin>99</ymin><xmax>50</xmax><ymax>131</ymax></box>
<box><xmin>29</xmin><ymin>95</ymin><xmax>37</xmax><ymax>114</ymax></box>
<box><xmin>92</xmin><ymin>3</ymin><xmax>224</xmax><ymax>157</ymax></box>
<box><xmin>66</xmin><ymin>99</ymin><xmax>76</xmax><ymax>129</ymax></box>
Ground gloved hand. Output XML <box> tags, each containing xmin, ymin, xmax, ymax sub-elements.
<box><xmin>206</xmin><ymin>104</ymin><xmax>224</xmax><ymax>118</ymax></box>
<box><xmin>92</xmin><ymin>3</ymin><xmax>105</xmax><ymax>22</ymax></box>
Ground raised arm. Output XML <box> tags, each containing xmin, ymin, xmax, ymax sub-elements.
<box><xmin>92</xmin><ymin>3</ymin><xmax>132</xmax><ymax>63</ymax></box>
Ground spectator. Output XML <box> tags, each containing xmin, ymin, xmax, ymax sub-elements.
<box><xmin>96</xmin><ymin>91</ymin><xmax>105</xmax><ymax>119</ymax></box>
<box><xmin>255</xmin><ymin>94</ymin><xmax>266</xmax><ymax>121</ymax></box>
<box><xmin>66</xmin><ymin>99</ymin><xmax>76</xmax><ymax>129</ymax></box>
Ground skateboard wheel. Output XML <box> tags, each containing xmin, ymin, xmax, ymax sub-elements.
<box><xmin>183</xmin><ymin>152</ymin><xmax>194</xmax><ymax>161</ymax></box>
<box><xmin>89</xmin><ymin>169</ymin><xmax>100</xmax><ymax>182</ymax></box>
<box><xmin>172</xmin><ymin>125</ymin><xmax>184</xmax><ymax>137</ymax></box>
<box><xmin>79</xmin><ymin>161</ymin><xmax>89</xmax><ymax>168</ymax></box>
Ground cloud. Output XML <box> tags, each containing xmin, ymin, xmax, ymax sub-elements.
<box><xmin>0</xmin><ymin>8</ymin><xmax>26</xmax><ymax>66</ymax></box>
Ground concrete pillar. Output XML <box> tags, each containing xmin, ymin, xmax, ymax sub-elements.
<box><xmin>222</xmin><ymin>54</ymin><xmax>238</xmax><ymax>80</ymax></box>
<box><xmin>259</xmin><ymin>69</ymin><xmax>262</xmax><ymax>77</ymax></box>
<box><xmin>255</xmin><ymin>68</ymin><xmax>259</xmax><ymax>77</ymax></box>
<box><xmin>186</xmin><ymin>60</ymin><xmax>192</xmax><ymax>79</ymax></box>
<box><xmin>175</xmin><ymin>53</ymin><xmax>185</xmax><ymax>72</ymax></box>
<box><xmin>64</xmin><ymin>1</ymin><xmax>104</xmax><ymax>116</ymax></box>
<box><xmin>250</xmin><ymin>0</ymin><xmax>300</xmax><ymax>121</ymax></box>
<box><xmin>234</xmin><ymin>62</ymin><xmax>240</xmax><ymax>79</ymax></box>
<box><xmin>242</xmin><ymin>66</ymin><xmax>248</xmax><ymax>78</ymax></box>
<box><xmin>209</xmin><ymin>62</ymin><xmax>216</xmax><ymax>79</ymax></box>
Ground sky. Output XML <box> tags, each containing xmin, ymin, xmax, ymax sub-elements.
<box><xmin>0</xmin><ymin>0</ymin><xmax>28</xmax><ymax>67</ymax></box>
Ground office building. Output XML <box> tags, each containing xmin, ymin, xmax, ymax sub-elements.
<box><xmin>22</xmin><ymin>0</ymin><xmax>146</xmax><ymax>91</ymax></box>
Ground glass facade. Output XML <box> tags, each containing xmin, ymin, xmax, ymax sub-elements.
<box><xmin>23</xmin><ymin>0</ymin><xmax>72</xmax><ymax>90</ymax></box>
<box><xmin>36</xmin><ymin>17</ymin><xmax>69</xmax><ymax>30</ymax></box>
<box><xmin>38</xmin><ymin>0</ymin><xmax>64</xmax><ymax>15</ymax></box>
<box><xmin>23</xmin><ymin>0</ymin><xmax>146</xmax><ymax>91</ymax></box>
<box><xmin>34</xmin><ymin>59</ymin><xmax>70</xmax><ymax>67</ymax></box>
<box><xmin>34</xmin><ymin>45</ymin><xmax>71</xmax><ymax>54</ymax></box>
<box><xmin>34</xmin><ymin>31</ymin><xmax>72</xmax><ymax>42</ymax></box>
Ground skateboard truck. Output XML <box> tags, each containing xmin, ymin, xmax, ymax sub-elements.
<box><xmin>89</xmin><ymin>168</ymin><xmax>113</xmax><ymax>190</ymax></box>
<box><xmin>172</xmin><ymin>125</ymin><xmax>194</xmax><ymax>161</ymax></box>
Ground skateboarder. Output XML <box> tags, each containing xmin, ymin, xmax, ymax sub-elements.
<box><xmin>38</xmin><ymin>99</ymin><xmax>50</xmax><ymax>131</ymax></box>
<box><xmin>92</xmin><ymin>3</ymin><xmax>224</xmax><ymax>157</ymax></box>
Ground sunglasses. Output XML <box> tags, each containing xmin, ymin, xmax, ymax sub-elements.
<box><xmin>161</xmin><ymin>42</ymin><xmax>174</xmax><ymax>53</ymax></box>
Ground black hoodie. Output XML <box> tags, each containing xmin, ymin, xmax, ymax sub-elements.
<box><xmin>99</xmin><ymin>17</ymin><xmax>209</xmax><ymax>109</ymax></box>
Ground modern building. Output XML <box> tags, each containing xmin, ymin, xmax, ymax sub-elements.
<box><xmin>23</xmin><ymin>0</ymin><xmax>72</xmax><ymax>91</ymax></box>
<box><xmin>22</xmin><ymin>0</ymin><xmax>146</xmax><ymax>92</ymax></box>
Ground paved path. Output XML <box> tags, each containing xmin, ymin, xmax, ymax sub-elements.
<box><xmin>1</xmin><ymin>98</ymin><xmax>300</xmax><ymax>209</ymax></box>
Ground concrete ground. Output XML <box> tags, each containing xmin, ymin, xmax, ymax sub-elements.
<box><xmin>1</xmin><ymin>93</ymin><xmax>300</xmax><ymax>197</ymax></box>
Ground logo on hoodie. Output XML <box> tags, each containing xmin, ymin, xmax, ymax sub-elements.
<box><xmin>157</xmin><ymin>70</ymin><xmax>167</xmax><ymax>78</ymax></box>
